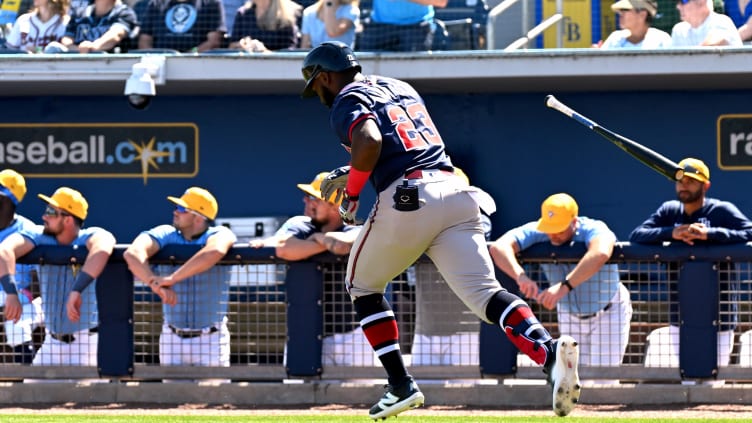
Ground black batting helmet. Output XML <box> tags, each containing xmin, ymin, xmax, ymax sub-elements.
<box><xmin>301</xmin><ymin>41</ymin><xmax>361</xmax><ymax>98</ymax></box>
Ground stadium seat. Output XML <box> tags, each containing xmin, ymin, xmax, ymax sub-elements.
<box><xmin>433</xmin><ymin>0</ymin><xmax>489</xmax><ymax>50</ymax></box>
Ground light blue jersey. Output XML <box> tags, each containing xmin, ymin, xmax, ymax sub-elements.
<box><xmin>21</xmin><ymin>225</ymin><xmax>108</xmax><ymax>334</ymax></box>
<box><xmin>510</xmin><ymin>217</ymin><xmax>620</xmax><ymax>315</ymax></box>
<box><xmin>145</xmin><ymin>224</ymin><xmax>236</xmax><ymax>329</ymax></box>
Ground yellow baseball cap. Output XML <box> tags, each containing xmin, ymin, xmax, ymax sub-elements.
<box><xmin>167</xmin><ymin>187</ymin><xmax>218</xmax><ymax>220</ymax></box>
<box><xmin>678</xmin><ymin>158</ymin><xmax>710</xmax><ymax>183</ymax></box>
<box><xmin>536</xmin><ymin>193</ymin><xmax>578</xmax><ymax>234</ymax></box>
<box><xmin>0</xmin><ymin>169</ymin><xmax>26</xmax><ymax>205</ymax></box>
<box><xmin>38</xmin><ymin>187</ymin><xmax>88</xmax><ymax>220</ymax></box>
<box><xmin>297</xmin><ymin>172</ymin><xmax>342</xmax><ymax>205</ymax></box>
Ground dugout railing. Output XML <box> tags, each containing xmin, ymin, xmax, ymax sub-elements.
<box><xmin>3</xmin><ymin>242</ymin><xmax>752</xmax><ymax>383</ymax></box>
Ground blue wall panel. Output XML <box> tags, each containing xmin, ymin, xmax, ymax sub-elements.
<box><xmin>2</xmin><ymin>90</ymin><xmax>750</xmax><ymax>243</ymax></box>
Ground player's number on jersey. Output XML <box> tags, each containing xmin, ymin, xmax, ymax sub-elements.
<box><xmin>388</xmin><ymin>103</ymin><xmax>443</xmax><ymax>150</ymax></box>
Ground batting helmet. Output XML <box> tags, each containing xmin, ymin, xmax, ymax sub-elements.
<box><xmin>301</xmin><ymin>41</ymin><xmax>361</xmax><ymax>98</ymax></box>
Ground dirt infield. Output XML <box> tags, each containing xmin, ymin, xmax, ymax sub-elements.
<box><xmin>2</xmin><ymin>403</ymin><xmax>752</xmax><ymax>418</ymax></box>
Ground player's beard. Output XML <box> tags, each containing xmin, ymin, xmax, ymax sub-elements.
<box><xmin>311</xmin><ymin>215</ymin><xmax>327</xmax><ymax>230</ymax></box>
<box><xmin>43</xmin><ymin>219</ymin><xmax>63</xmax><ymax>237</ymax></box>
<box><xmin>320</xmin><ymin>87</ymin><xmax>337</xmax><ymax>108</ymax></box>
<box><xmin>677</xmin><ymin>185</ymin><xmax>703</xmax><ymax>204</ymax></box>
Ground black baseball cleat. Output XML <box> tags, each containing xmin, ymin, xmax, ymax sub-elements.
<box><xmin>369</xmin><ymin>377</ymin><xmax>425</xmax><ymax>420</ymax></box>
<box><xmin>543</xmin><ymin>335</ymin><xmax>581</xmax><ymax>417</ymax></box>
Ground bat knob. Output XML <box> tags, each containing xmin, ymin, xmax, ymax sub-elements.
<box><xmin>674</xmin><ymin>169</ymin><xmax>684</xmax><ymax>181</ymax></box>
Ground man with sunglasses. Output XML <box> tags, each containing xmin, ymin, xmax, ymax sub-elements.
<box><xmin>301</xmin><ymin>42</ymin><xmax>581</xmax><ymax>419</ymax></box>
<box><xmin>0</xmin><ymin>169</ymin><xmax>43</xmax><ymax>364</ymax></box>
<box><xmin>671</xmin><ymin>0</ymin><xmax>742</xmax><ymax>46</ymax></box>
<box><xmin>1</xmin><ymin>186</ymin><xmax>115</xmax><ymax>366</ymax></box>
<box><xmin>124</xmin><ymin>187</ymin><xmax>236</xmax><ymax>369</ymax></box>
<box><xmin>630</xmin><ymin>158</ymin><xmax>752</xmax><ymax>377</ymax></box>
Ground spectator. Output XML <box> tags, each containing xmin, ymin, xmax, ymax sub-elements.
<box><xmin>124</xmin><ymin>187</ymin><xmax>236</xmax><ymax>368</ymax></box>
<box><xmin>629</xmin><ymin>158</ymin><xmax>752</xmax><ymax>372</ymax></box>
<box><xmin>1</xmin><ymin>187</ymin><xmax>115</xmax><ymax>366</ymax></box>
<box><xmin>600</xmin><ymin>0</ymin><xmax>671</xmax><ymax>49</ymax></box>
<box><xmin>138</xmin><ymin>0</ymin><xmax>226</xmax><ymax>52</ymax></box>
<box><xmin>671</xmin><ymin>0</ymin><xmax>742</xmax><ymax>46</ymax></box>
<box><xmin>490</xmin><ymin>193</ymin><xmax>632</xmax><ymax>384</ymax></box>
<box><xmin>0</xmin><ymin>170</ymin><xmax>42</xmax><ymax>364</ymax></box>
<box><xmin>357</xmin><ymin>0</ymin><xmax>447</xmax><ymax>51</ymax></box>
<box><xmin>4</xmin><ymin>0</ymin><xmax>70</xmax><ymax>53</ymax></box>
<box><xmin>47</xmin><ymin>0</ymin><xmax>139</xmax><ymax>53</ymax></box>
<box><xmin>251</xmin><ymin>172</ymin><xmax>375</xmax><ymax>366</ymax></box>
<box><xmin>300</xmin><ymin>0</ymin><xmax>359</xmax><ymax>49</ymax></box>
<box><xmin>228</xmin><ymin>0</ymin><xmax>300</xmax><ymax>52</ymax></box>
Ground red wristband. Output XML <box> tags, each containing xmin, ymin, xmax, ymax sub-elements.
<box><xmin>345</xmin><ymin>167</ymin><xmax>371</xmax><ymax>197</ymax></box>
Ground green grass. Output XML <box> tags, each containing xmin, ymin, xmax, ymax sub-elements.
<box><xmin>0</xmin><ymin>416</ymin><xmax>746</xmax><ymax>423</ymax></box>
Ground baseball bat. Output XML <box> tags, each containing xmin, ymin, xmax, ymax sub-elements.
<box><xmin>545</xmin><ymin>95</ymin><xmax>684</xmax><ymax>182</ymax></box>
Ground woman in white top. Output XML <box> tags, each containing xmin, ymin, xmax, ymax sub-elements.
<box><xmin>600</xmin><ymin>0</ymin><xmax>670</xmax><ymax>49</ymax></box>
<box><xmin>5</xmin><ymin>0</ymin><xmax>70</xmax><ymax>52</ymax></box>
<box><xmin>300</xmin><ymin>0</ymin><xmax>359</xmax><ymax>49</ymax></box>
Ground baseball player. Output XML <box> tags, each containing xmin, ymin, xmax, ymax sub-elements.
<box><xmin>491</xmin><ymin>193</ymin><xmax>633</xmax><ymax>381</ymax></box>
<box><xmin>300</xmin><ymin>41</ymin><xmax>581</xmax><ymax>419</ymax></box>
<box><xmin>0</xmin><ymin>169</ymin><xmax>43</xmax><ymax>364</ymax></box>
<box><xmin>1</xmin><ymin>187</ymin><xmax>115</xmax><ymax>366</ymax></box>
<box><xmin>252</xmin><ymin>171</ymin><xmax>376</xmax><ymax>366</ymax></box>
<box><xmin>124</xmin><ymin>187</ymin><xmax>237</xmax><ymax>368</ymax></box>
<box><xmin>630</xmin><ymin>158</ymin><xmax>752</xmax><ymax>369</ymax></box>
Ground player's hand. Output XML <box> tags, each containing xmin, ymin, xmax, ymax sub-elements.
<box><xmin>158</xmin><ymin>287</ymin><xmax>178</xmax><ymax>306</ymax></box>
<box><xmin>516</xmin><ymin>275</ymin><xmax>540</xmax><ymax>299</ymax></box>
<box><xmin>687</xmin><ymin>223</ymin><xmax>708</xmax><ymax>240</ymax></box>
<box><xmin>157</xmin><ymin>275</ymin><xmax>178</xmax><ymax>288</ymax></box>
<box><xmin>536</xmin><ymin>284</ymin><xmax>568</xmax><ymax>310</ymax></box>
<box><xmin>66</xmin><ymin>291</ymin><xmax>82</xmax><ymax>323</ymax></box>
<box><xmin>4</xmin><ymin>294</ymin><xmax>22</xmax><ymax>323</ymax></box>
<box><xmin>339</xmin><ymin>194</ymin><xmax>359</xmax><ymax>224</ymax></box>
<box><xmin>320</xmin><ymin>166</ymin><xmax>350</xmax><ymax>201</ymax></box>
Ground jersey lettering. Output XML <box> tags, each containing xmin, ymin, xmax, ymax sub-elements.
<box><xmin>387</xmin><ymin>103</ymin><xmax>443</xmax><ymax>150</ymax></box>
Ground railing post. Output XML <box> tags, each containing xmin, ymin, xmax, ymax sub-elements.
<box><xmin>679</xmin><ymin>261</ymin><xmax>718</xmax><ymax>379</ymax></box>
<box><xmin>285</xmin><ymin>261</ymin><xmax>323</xmax><ymax>377</ymax></box>
<box><xmin>96</xmin><ymin>261</ymin><xmax>134</xmax><ymax>377</ymax></box>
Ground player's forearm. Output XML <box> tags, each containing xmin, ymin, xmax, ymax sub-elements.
<box><xmin>566</xmin><ymin>250</ymin><xmax>610</xmax><ymax>286</ymax></box>
<box><xmin>488</xmin><ymin>241</ymin><xmax>524</xmax><ymax>280</ymax></box>
<box><xmin>170</xmin><ymin>249</ymin><xmax>225</xmax><ymax>282</ymax></box>
<box><xmin>275</xmin><ymin>240</ymin><xmax>327</xmax><ymax>261</ymax></box>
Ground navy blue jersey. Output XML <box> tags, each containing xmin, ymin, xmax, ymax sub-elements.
<box><xmin>629</xmin><ymin>197</ymin><xmax>752</xmax><ymax>330</ymax></box>
<box><xmin>330</xmin><ymin>75</ymin><xmax>453</xmax><ymax>193</ymax></box>
<box><xmin>140</xmin><ymin>0</ymin><xmax>225</xmax><ymax>52</ymax></box>
<box><xmin>65</xmin><ymin>3</ymin><xmax>139</xmax><ymax>48</ymax></box>
<box><xmin>629</xmin><ymin>198</ymin><xmax>752</xmax><ymax>244</ymax></box>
